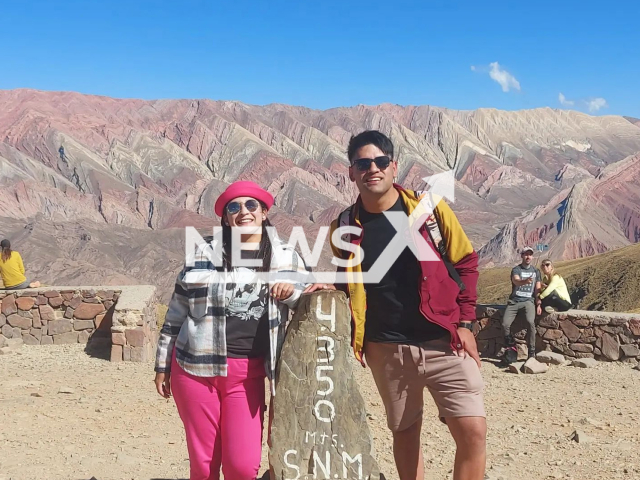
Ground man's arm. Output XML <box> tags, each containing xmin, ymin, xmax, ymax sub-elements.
<box><xmin>534</xmin><ymin>269</ymin><xmax>543</xmax><ymax>314</ymax></box>
<box><xmin>435</xmin><ymin>200</ymin><xmax>478</xmax><ymax>323</ymax></box>
<box><xmin>512</xmin><ymin>274</ymin><xmax>534</xmax><ymax>287</ymax></box>
<box><xmin>535</xmin><ymin>281</ymin><xmax>542</xmax><ymax>301</ymax></box>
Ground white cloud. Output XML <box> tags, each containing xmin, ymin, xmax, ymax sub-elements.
<box><xmin>488</xmin><ymin>62</ymin><xmax>521</xmax><ymax>92</ymax></box>
<box><xmin>470</xmin><ymin>65</ymin><xmax>477</xmax><ymax>72</ymax></box>
<box><xmin>558</xmin><ymin>92</ymin><xmax>574</xmax><ymax>106</ymax></box>
<box><xmin>585</xmin><ymin>97</ymin><xmax>608</xmax><ymax>113</ymax></box>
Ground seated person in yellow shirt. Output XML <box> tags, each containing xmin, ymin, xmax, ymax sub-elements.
<box><xmin>538</xmin><ymin>260</ymin><xmax>572</xmax><ymax>313</ymax></box>
<box><xmin>0</xmin><ymin>239</ymin><xmax>41</xmax><ymax>290</ymax></box>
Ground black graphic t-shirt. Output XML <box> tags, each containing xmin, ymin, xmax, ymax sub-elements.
<box><xmin>359</xmin><ymin>196</ymin><xmax>448</xmax><ymax>344</ymax></box>
<box><xmin>225</xmin><ymin>250</ymin><xmax>269</xmax><ymax>358</ymax></box>
<box><xmin>509</xmin><ymin>264</ymin><xmax>541</xmax><ymax>303</ymax></box>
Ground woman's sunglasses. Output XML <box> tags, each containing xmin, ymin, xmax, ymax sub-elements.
<box><xmin>351</xmin><ymin>155</ymin><xmax>392</xmax><ymax>172</ymax></box>
<box><xmin>226</xmin><ymin>199</ymin><xmax>261</xmax><ymax>215</ymax></box>
<box><xmin>541</xmin><ymin>263</ymin><xmax>552</xmax><ymax>267</ymax></box>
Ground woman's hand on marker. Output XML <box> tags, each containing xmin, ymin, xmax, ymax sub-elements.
<box><xmin>303</xmin><ymin>283</ymin><xmax>336</xmax><ymax>294</ymax></box>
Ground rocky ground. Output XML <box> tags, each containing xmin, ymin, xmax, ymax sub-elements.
<box><xmin>1</xmin><ymin>344</ymin><xmax>639</xmax><ymax>480</ymax></box>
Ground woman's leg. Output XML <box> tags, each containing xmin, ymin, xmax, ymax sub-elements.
<box><xmin>171</xmin><ymin>355</ymin><xmax>223</xmax><ymax>480</ymax></box>
<box><xmin>542</xmin><ymin>291</ymin><xmax>572</xmax><ymax>312</ymax></box>
<box><xmin>7</xmin><ymin>280</ymin><xmax>30</xmax><ymax>290</ymax></box>
<box><xmin>220</xmin><ymin>357</ymin><xmax>266</xmax><ymax>480</ymax></box>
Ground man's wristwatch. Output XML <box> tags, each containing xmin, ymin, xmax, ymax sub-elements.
<box><xmin>459</xmin><ymin>321</ymin><xmax>474</xmax><ymax>332</ymax></box>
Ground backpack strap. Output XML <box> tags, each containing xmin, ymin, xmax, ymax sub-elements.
<box><xmin>336</xmin><ymin>206</ymin><xmax>354</xmax><ymax>259</ymax></box>
<box><xmin>414</xmin><ymin>190</ymin><xmax>466</xmax><ymax>291</ymax></box>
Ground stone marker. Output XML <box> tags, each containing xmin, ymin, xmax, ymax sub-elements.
<box><xmin>571</xmin><ymin>358</ymin><xmax>597</xmax><ymax>368</ymax></box>
<box><xmin>523</xmin><ymin>357</ymin><xmax>549</xmax><ymax>374</ymax></box>
<box><xmin>536</xmin><ymin>351</ymin><xmax>565</xmax><ymax>365</ymax></box>
<box><xmin>269</xmin><ymin>292</ymin><xmax>384</xmax><ymax>480</ymax></box>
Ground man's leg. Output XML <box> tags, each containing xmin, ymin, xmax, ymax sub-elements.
<box><xmin>364</xmin><ymin>342</ymin><xmax>425</xmax><ymax>480</ymax></box>
<box><xmin>501</xmin><ymin>301</ymin><xmax>519</xmax><ymax>348</ymax></box>
<box><xmin>524</xmin><ymin>301</ymin><xmax>537</xmax><ymax>355</ymax></box>
<box><xmin>422</xmin><ymin>339</ymin><xmax>486</xmax><ymax>480</ymax></box>
<box><xmin>446</xmin><ymin>416</ymin><xmax>487</xmax><ymax>480</ymax></box>
<box><xmin>392</xmin><ymin>420</ymin><xmax>424</xmax><ymax>480</ymax></box>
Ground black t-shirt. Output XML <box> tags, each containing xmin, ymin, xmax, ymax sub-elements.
<box><xmin>359</xmin><ymin>196</ymin><xmax>447</xmax><ymax>343</ymax></box>
<box><xmin>225</xmin><ymin>250</ymin><xmax>270</xmax><ymax>358</ymax></box>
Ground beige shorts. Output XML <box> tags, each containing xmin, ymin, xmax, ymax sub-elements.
<box><xmin>364</xmin><ymin>338</ymin><xmax>485</xmax><ymax>432</ymax></box>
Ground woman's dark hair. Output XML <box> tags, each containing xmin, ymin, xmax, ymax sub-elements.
<box><xmin>347</xmin><ymin>130</ymin><xmax>394</xmax><ymax>163</ymax></box>
<box><xmin>221</xmin><ymin>201</ymin><xmax>272</xmax><ymax>272</ymax></box>
<box><xmin>1</xmin><ymin>239</ymin><xmax>11</xmax><ymax>263</ymax></box>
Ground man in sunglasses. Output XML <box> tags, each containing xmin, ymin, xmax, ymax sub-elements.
<box><xmin>308</xmin><ymin>130</ymin><xmax>486</xmax><ymax>480</ymax></box>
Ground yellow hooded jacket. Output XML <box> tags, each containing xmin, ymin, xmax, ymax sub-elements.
<box><xmin>329</xmin><ymin>186</ymin><xmax>480</xmax><ymax>363</ymax></box>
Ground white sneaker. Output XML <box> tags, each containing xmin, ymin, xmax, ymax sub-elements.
<box><xmin>544</xmin><ymin>306</ymin><xmax>555</xmax><ymax>314</ymax></box>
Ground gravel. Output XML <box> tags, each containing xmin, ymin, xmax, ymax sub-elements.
<box><xmin>1</xmin><ymin>345</ymin><xmax>639</xmax><ymax>479</ymax></box>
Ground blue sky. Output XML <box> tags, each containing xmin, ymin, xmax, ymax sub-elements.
<box><xmin>2</xmin><ymin>0</ymin><xmax>638</xmax><ymax>116</ymax></box>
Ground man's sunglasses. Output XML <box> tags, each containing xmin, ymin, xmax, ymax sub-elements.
<box><xmin>226</xmin><ymin>199</ymin><xmax>261</xmax><ymax>215</ymax></box>
<box><xmin>351</xmin><ymin>155</ymin><xmax>392</xmax><ymax>172</ymax></box>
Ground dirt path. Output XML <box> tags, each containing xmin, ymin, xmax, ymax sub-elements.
<box><xmin>1</xmin><ymin>344</ymin><xmax>639</xmax><ymax>480</ymax></box>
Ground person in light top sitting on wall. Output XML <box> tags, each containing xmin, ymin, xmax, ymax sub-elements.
<box><xmin>538</xmin><ymin>259</ymin><xmax>573</xmax><ymax>313</ymax></box>
<box><xmin>0</xmin><ymin>239</ymin><xmax>41</xmax><ymax>290</ymax></box>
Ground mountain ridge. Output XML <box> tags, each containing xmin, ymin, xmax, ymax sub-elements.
<box><xmin>1</xmin><ymin>88</ymin><xmax>639</xmax><ymax>300</ymax></box>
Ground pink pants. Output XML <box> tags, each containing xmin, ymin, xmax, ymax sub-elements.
<box><xmin>171</xmin><ymin>354</ymin><xmax>266</xmax><ymax>480</ymax></box>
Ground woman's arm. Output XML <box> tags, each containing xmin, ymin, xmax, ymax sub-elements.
<box><xmin>18</xmin><ymin>252</ymin><xmax>25</xmax><ymax>275</ymax></box>
<box><xmin>539</xmin><ymin>275</ymin><xmax>562</xmax><ymax>300</ymax></box>
<box><xmin>155</xmin><ymin>269</ymin><xmax>190</xmax><ymax>373</ymax></box>
<box><xmin>272</xmin><ymin>247</ymin><xmax>311</xmax><ymax>308</ymax></box>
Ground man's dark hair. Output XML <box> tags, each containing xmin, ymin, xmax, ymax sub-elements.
<box><xmin>347</xmin><ymin>130</ymin><xmax>394</xmax><ymax>163</ymax></box>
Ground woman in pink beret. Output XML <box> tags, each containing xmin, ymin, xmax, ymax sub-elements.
<box><xmin>154</xmin><ymin>181</ymin><xmax>311</xmax><ymax>480</ymax></box>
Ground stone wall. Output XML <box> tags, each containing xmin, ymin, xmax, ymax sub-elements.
<box><xmin>0</xmin><ymin>285</ymin><xmax>157</xmax><ymax>362</ymax></box>
<box><xmin>476</xmin><ymin>305</ymin><xmax>640</xmax><ymax>362</ymax></box>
